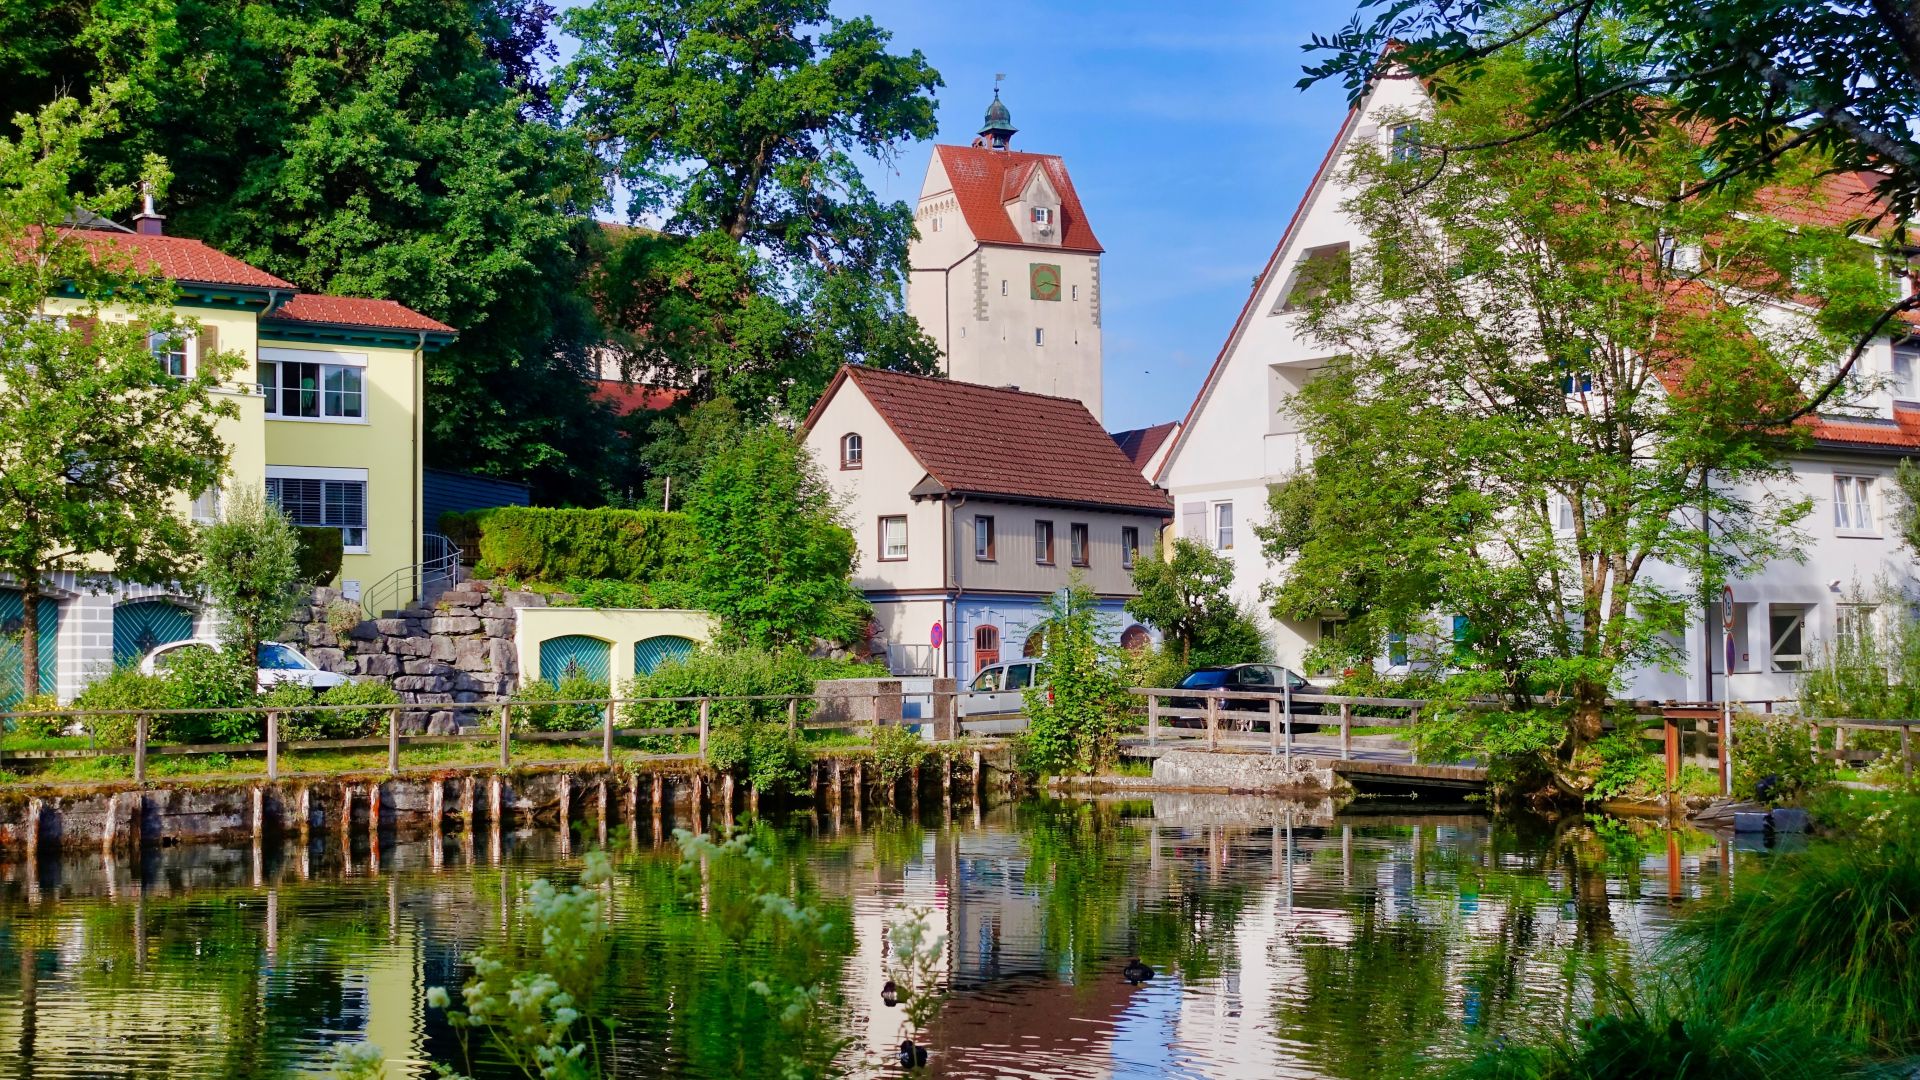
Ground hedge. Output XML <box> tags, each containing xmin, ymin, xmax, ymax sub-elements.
<box><xmin>475</xmin><ymin>507</ymin><xmax>700</xmax><ymax>584</ymax></box>
<box><xmin>295</xmin><ymin>526</ymin><xmax>344</xmax><ymax>587</ymax></box>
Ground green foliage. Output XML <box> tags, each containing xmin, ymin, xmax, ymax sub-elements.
<box><xmin>478</xmin><ymin>507</ymin><xmax>700</xmax><ymax>585</ymax></box>
<box><xmin>512</xmin><ymin>674</ymin><xmax>610</xmax><ymax>732</ymax></box>
<box><xmin>0</xmin><ymin>93</ymin><xmax>237</xmax><ymax>699</ymax></box>
<box><xmin>71</xmin><ymin>665</ymin><xmax>171</xmax><ymax>746</ymax></box>
<box><xmin>624</xmin><ymin>647</ymin><xmax>880</xmax><ymax>731</ymax></box>
<box><xmin>559</xmin><ymin>0</ymin><xmax>943</xmax><ymax>419</ymax></box>
<box><xmin>1020</xmin><ymin>581</ymin><xmax>1135</xmax><ymax>775</ymax></box>
<box><xmin>438</xmin><ymin>507</ymin><xmax>501</xmax><ymax>559</ymax></box>
<box><xmin>1732</xmin><ymin>712</ymin><xmax>1832</xmax><ymax>804</ymax></box>
<box><xmin>194</xmin><ymin>486</ymin><xmax>306</xmax><ymax>657</ymax></box>
<box><xmin>705</xmin><ymin>721</ymin><xmax>809</xmax><ymax>798</ymax></box>
<box><xmin>293</xmin><ymin>527</ymin><xmax>344</xmax><ymax>588</ymax></box>
<box><xmin>1584</xmin><ymin>729</ymin><xmax>1664</xmax><ymax>803</ymax></box>
<box><xmin>1261</xmin><ymin>57</ymin><xmax>1888</xmax><ymax>761</ymax></box>
<box><xmin>1127</xmin><ymin>539</ymin><xmax>1268</xmax><ymax>670</ymax></box>
<box><xmin>557</xmin><ymin>578</ymin><xmax>705</xmax><ymax>610</ymax></box>
<box><xmin>686</xmin><ymin>427</ymin><xmax>868</xmax><ymax>649</ymax></box>
<box><xmin>266</xmin><ymin>678</ymin><xmax>400</xmax><ymax>742</ymax></box>
<box><xmin>6</xmin><ymin>696</ymin><xmax>68</xmax><ymax>740</ymax></box>
<box><xmin>867</xmin><ymin>723</ymin><xmax>927</xmax><ymax>787</ymax></box>
<box><xmin>630</xmin><ymin>397</ymin><xmax>747</xmax><ymax>512</ymax></box>
<box><xmin>154</xmin><ymin>645</ymin><xmax>258</xmax><ymax>744</ymax></box>
<box><xmin>1675</xmin><ymin>814</ymin><xmax>1920</xmax><ymax>1054</ymax></box>
<box><xmin>1302</xmin><ymin>0</ymin><xmax>1920</xmax><ymax>231</ymax></box>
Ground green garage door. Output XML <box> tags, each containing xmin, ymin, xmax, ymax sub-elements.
<box><xmin>0</xmin><ymin>589</ymin><xmax>61</xmax><ymax>709</ymax></box>
<box><xmin>633</xmin><ymin>635</ymin><xmax>695</xmax><ymax>676</ymax></box>
<box><xmin>539</xmin><ymin>635</ymin><xmax>611</xmax><ymax>686</ymax></box>
<box><xmin>114</xmin><ymin>600</ymin><xmax>196</xmax><ymax>665</ymax></box>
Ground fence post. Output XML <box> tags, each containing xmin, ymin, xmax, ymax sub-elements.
<box><xmin>134</xmin><ymin>713</ymin><xmax>148</xmax><ymax>783</ymax></box>
<box><xmin>698</xmin><ymin>698</ymin><xmax>710</xmax><ymax>763</ymax></box>
<box><xmin>1665</xmin><ymin>714</ymin><xmax>1680</xmax><ymax>792</ymax></box>
<box><xmin>1340</xmin><ymin>703</ymin><xmax>1352</xmax><ymax>761</ymax></box>
<box><xmin>602</xmin><ymin>695</ymin><xmax>615</xmax><ymax>766</ymax></box>
<box><xmin>1409</xmin><ymin>707</ymin><xmax>1420</xmax><ymax>765</ymax></box>
<box><xmin>1903</xmin><ymin>722</ymin><xmax>1914</xmax><ymax>781</ymax></box>
<box><xmin>387</xmin><ymin>707</ymin><xmax>400</xmax><ymax>775</ymax></box>
<box><xmin>1283</xmin><ymin>680</ymin><xmax>1293</xmax><ymax>763</ymax></box>
<box><xmin>266</xmin><ymin>710</ymin><xmax>279</xmax><ymax>782</ymax></box>
<box><xmin>1720</xmin><ymin>703</ymin><xmax>1734</xmax><ymax>798</ymax></box>
<box><xmin>1206</xmin><ymin>694</ymin><xmax>1218</xmax><ymax>751</ymax></box>
<box><xmin>499</xmin><ymin>703</ymin><xmax>511</xmax><ymax>770</ymax></box>
<box><xmin>1147</xmin><ymin>692</ymin><xmax>1159</xmax><ymax>746</ymax></box>
<box><xmin>1267</xmin><ymin>697</ymin><xmax>1280</xmax><ymax>756</ymax></box>
<box><xmin>787</xmin><ymin>696</ymin><xmax>798</xmax><ymax>735</ymax></box>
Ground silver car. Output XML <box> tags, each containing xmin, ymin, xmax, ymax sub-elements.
<box><xmin>961</xmin><ymin>660</ymin><xmax>1046</xmax><ymax>719</ymax></box>
<box><xmin>141</xmin><ymin>640</ymin><xmax>350</xmax><ymax>691</ymax></box>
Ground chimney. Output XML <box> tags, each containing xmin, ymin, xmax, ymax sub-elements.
<box><xmin>132</xmin><ymin>182</ymin><xmax>165</xmax><ymax>236</ymax></box>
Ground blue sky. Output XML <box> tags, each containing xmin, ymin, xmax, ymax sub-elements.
<box><xmin>837</xmin><ymin>1</ymin><xmax>1355</xmax><ymax>430</ymax></box>
<box><xmin>555</xmin><ymin>1</ymin><xmax>1358</xmax><ymax>431</ymax></box>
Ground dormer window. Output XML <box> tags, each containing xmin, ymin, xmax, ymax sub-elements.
<box><xmin>840</xmin><ymin>433</ymin><xmax>863</xmax><ymax>470</ymax></box>
<box><xmin>1030</xmin><ymin>207</ymin><xmax>1052</xmax><ymax>225</ymax></box>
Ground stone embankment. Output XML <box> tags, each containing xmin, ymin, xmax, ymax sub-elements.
<box><xmin>288</xmin><ymin>581</ymin><xmax>541</xmax><ymax>733</ymax></box>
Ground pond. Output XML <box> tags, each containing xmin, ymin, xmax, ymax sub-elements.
<box><xmin>0</xmin><ymin>795</ymin><xmax>1782</xmax><ymax>1079</ymax></box>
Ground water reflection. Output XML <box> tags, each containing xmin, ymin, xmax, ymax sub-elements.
<box><xmin>0</xmin><ymin>796</ymin><xmax>1756</xmax><ymax>1079</ymax></box>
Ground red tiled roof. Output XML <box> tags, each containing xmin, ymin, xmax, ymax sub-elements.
<box><xmin>1110</xmin><ymin>422</ymin><xmax>1179</xmax><ymax>469</ymax></box>
<box><xmin>69</xmin><ymin>229</ymin><xmax>294</xmax><ymax>289</ymax></box>
<box><xmin>1757</xmin><ymin>170</ymin><xmax>1899</xmax><ymax>236</ymax></box>
<box><xmin>806</xmin><ymin>366</ymin><xmax>1172</xmax><ymax>515</ymax></box>
<box><xmin>932</xmin><ymin>145</ymin><xmax>1104</xmax><ymax>253</ymax></box>
<box><xmin>267</xmin><ymin>294</ymin><xmax>454</xmax><ymax>334</ymax></box>
<box><xmin>1805</xmin><ymin>407</ymin><xmax>1920</xmax><ymax>450</ymax></box>
<box><xmin>591</xmin><ymin>379</ymin><xmax>686</xmax><ymax>415</ymax></box>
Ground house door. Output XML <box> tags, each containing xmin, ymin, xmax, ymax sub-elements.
<box><xmin>974</xmin><ymin>625</ymin><xmax>1000</xmax><ymax>672</ymax></box>
<box><xmin>114</xmin><ymin>600</ymin><xmax>196</xmax><ymax>665</ymax></box>
<box><xmin>633</xmin><ymin>635</ymin><xmax>695</xmax><ymax>677</ymax></box>
<box><xmin>538</xmin><ymin>634</ymin><xmax>612</xmax><ymax>687</ymax></box>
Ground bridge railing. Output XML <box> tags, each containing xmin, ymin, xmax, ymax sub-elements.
<box><xmin>1127</xmin><ymin>688</ymin><xmax>1434</xmax><ymax>762</ymax></box>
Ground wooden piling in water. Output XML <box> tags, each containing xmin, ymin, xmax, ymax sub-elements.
<box><xmin>102</xmin><ymin>792</ymin><xmax>119</xmax><ymax>856</ymax></box>
<box><xmin>251</xmin><ymin>786</ymin><xmax>264</xmax><ymax>841</ymax></box>
<box><xmin>339</xmin><ymin>784</ymin><xmax>354</xmax><ymax>844</ymax></box>
<box><xmin>461</xmin><ymin>776</ymin><xmax>476</xmax><ymax>827</ymax></box>
<box><xmin>489</xmin><ymin>775</ymin><xmax>504</xmax><ymax>826</ymax></box>
<box><xmin>626</xmin><ymin>772</ymin><xmax>639</xmax><ymax>826</ymax></box>
<box><xmin>597</xmin><ymin>779</ymin><xmax>609</xmax><ymax>845</ymax></box>
<box><xmin>973</xmin><ymin>750</ymin><xmax>984</xmax><ymax>802</ymax></box>
<box><xmin>298</xmin><ymin>787</ymin><xmax>311</xmax><ymax>846</ymax></box>
<box><xmin>431</xmin><ymin>780</ymin><xmax>444</xmax><ymax>828</ymax></box>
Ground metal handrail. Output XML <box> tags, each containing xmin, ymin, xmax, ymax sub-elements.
<box><xmin>357</xmin><ymin>532</ymin><xmax>460</xmax><ymax>619</ymax></box>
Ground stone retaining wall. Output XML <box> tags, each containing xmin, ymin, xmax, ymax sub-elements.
<box><xmin>286</xmin><ymin>581</ymin><xmax>554</xmax><ymax>732</ymax></box>
<box><xmin>1149</xmin><ymin>749</ymin><xmax>1348</xmax><ymax>794</ymax></box>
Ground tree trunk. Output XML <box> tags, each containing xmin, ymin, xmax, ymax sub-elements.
<box><xmin>19</xmin><ymin>578</ymin><xmax>40</xmax><ymax>700</ymax></box>
<box><xmin>1569</xmin><ymin>678</ymin><xmax>1608</xmax><ymax>750</ymax></box>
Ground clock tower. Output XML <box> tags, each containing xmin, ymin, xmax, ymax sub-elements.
<box><xmin>905</xmin><ymin>91</ymin><xmax>1106</xmax><ymax>420</ymax></box>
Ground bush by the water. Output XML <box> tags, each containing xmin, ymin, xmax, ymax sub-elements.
<box><xmin>705</xmin><ymin>721</ymin><xmax>809</xmax><ymax>796</ymax></box>
<box><xmin>263</xmin><ymin>678</ymin><xmax>402</xmax><ymax>740</ymax></box>
<box><xmin>1733</xmin><ymin>711</ymin><xmax>1832</xmax><ymax>803</ymax></box>
<box><xmin>511</xmin><ymin>672</ymin><xmax>611</xmax><ymax>731</ymax></box>
<box><xmin>155</xmin><ymin>646</ymin><xmax>259</xmax><ymax>743</ymax></box>
<box><xmin>622</xmin><ymin>647</ymin><xmax>882</xmax><ymax>730</ymax></box>
<box><xmin>1582</xmin><ymin>727</ymin><xmax>1665</xmax><ymax>802</ymax></box>
<box><xmin>476</xmin><ymin>506</ymin><xmax>698</xmax><ymax>584</ymax></box>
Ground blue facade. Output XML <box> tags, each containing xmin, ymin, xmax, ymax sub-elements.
<box><xmin>950</xmin><ymin>595</ymin><xmax>1150</xmax><ymax>687</ymax></box>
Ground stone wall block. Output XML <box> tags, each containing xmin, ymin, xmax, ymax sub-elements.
<box><xmin>479</xmin><ymin>603</ymin><xmax>514</xmax><ymax>620</ymax></box>
<box><xmin>376</xmin><ymin>619</ymin><xmax>410</xmax><ymax>636</ymax></box>
<box><xmin>428</xmin><ymin>636</ymin><xmax>458</xmax><ymax>662</ymax></box>
<box><xmin>348</xmin><ymin>621</ymin><xmax>381</xmax><ymax>642</ymax></box>
<box><xmin>305</xmin><ymin>624</ymin><xmax>338</xmax><ymax>649</ymax></box>
<box><xmin>359</xmin><ymin>654</ymin><xmax>401</xmax><ymax>676</ymax></box>
<box><xmin>482</xmin><ymin>618</ymin><xmax>512</xmax><ymax>638</ymax></box>
<box><xmin>454</xmin><ymin>637</ymin><xmax>491</xmax><ymax>671</ymax></box>
<box><xmin>403</xmin><ymin>659</ymin><xmax>451</xmax><ymax>677</ymax></box>
<box><xmin>308</xmin><ymin>647</ymin><xmax>348</xmax><ymax>670</ymax></box>
<box><xmin>503</xmin><ymin>591</ymin><xmax>547</xmax><ymax>609</ymax></box>
<box><xmin>389</xmin><ymin>636</ymin><xmax>430</xmax><ymax>657</ymax></box>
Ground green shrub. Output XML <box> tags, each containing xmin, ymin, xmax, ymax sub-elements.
<box><xmin>623</xmin><ymin>647</ymin><xmax>882</xmax><ymax>731</ymax></box>
<box><xmin>7</xmin><ymin>695</ymin><xmax>69</xmax><ymax>739</ymax></box>
<box><xmin>1732</xmin><ymin>711</ymin><xmax>1831</xmax><ymax>803</ymax></box>
<box><xmin>511</xmin><ymin>673</ymin><xmax>609</xmax><ymax>732</ymax></box>
<box><xmin>153</xmin><ymin>645</ymin><xmax>258</xmax><ymax>743</ymax></box>
<box><xmin>706</xmin><ymin>721</ymin><xmax>810</xmax><ymax>796</ymax></box>
<box><xmin>869</xmin><ymin>723</ymin><xmax>928</xmax><ymax>786</ymax></box>
<box><xmin>294</xmin><ymin>525</ymin><xmax>344</xmax><ymax>587</ymax></box>
<box><xmin>1584</xmin><ymin>727</ymin><xmax>1664</xmax><ymax>801</ymax></box>
<box><xmin>478</xmin><ymin>507</ymin><xmax>699</xmax><ymax>584</ymax></box>
<box><xmin>555</xmin><ymin>577</ymin><xmax>707</xmax><ymax>609</ymax></box>
<box><xmin>438</xmin><ymin>507</ymin><xmax>501</xmax><ymax>561</ymax></box>
<box><xmin>72</xmin><ymin>666</ymin><xmax>172</xmax><ymax>746</ymax></box>
<box><xmin>1020</xmin><ymin>582</ymin><xmax>1135</xmax><ymax>775</ymax></box>
<box><xmin>269</xmin><ymin>678</ymin><xmax>402</xmax><ymax>741</ymax></box>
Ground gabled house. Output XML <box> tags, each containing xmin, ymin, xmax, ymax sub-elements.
<box><xmin>802</xmin><ymin>366</ymin><xmax>1170</xmax><ymax>684</ymax></box>
<box><xmin>6</xmin><ymin>212</ymin><xmax>453</xmax><ymax>703</ymax></box>
<box><xmin>1110</xmin><ymin>421</ymin><xmax>1181</xmax><ymax>482</ymax></box>
<box><xmin>1156</xmin><ymin>72</ymin><xmax>1920</xmax><ymax>702</ymax></box>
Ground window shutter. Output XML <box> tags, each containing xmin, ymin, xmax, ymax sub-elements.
<box><xmin>199</xmin><ymin>323</ymin><xmax>218</xmax><ymax>358</ymax></box>
<box><xmin>1181</xmin><ymin>501</ymin><xmax>1206</xmax><ymax>540</ymax></box>
<box><xmin>73</xmin><ymin>315</ymin><xmax>97</xmax><ymax>345</ymax></box>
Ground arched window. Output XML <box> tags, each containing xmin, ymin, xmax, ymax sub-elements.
<box><xmin>840</xmin><ymin>433</ymin><xmax>863</xmax><ymax>469</ymax></box>
<box><xmin>1120</xmin><ymin>624</ymin><xmax>1152</xmax><ymax>653</ymax></box>
<box><xmin>973</xmin><ymin>625</ymin><xmax>1000</xmax><ymax>670</ymax></box>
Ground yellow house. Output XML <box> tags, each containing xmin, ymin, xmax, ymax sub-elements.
<box><xmin>20</xmin><ymin>217</ymin><xmax>454</xmax><ymax>702</ymax></box>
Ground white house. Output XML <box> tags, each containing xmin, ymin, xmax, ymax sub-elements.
<box><xmin>906</xmin><ymin>91</ymin><xmax>1106</xmax><ymax>420</ymax></box>
<box><xmin>801</xmin><ymin>365</ymin><xmax>1170</xmax><ymax>686</ymax></box>
<box><xmin>1156</xmin><ymin>72</ymin><xmax>1920</xmax><ymax>703</ymax></box>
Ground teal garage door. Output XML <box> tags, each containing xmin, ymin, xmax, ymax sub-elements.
<box><xmin>114</xmin><ymin>600</ymin><xmax>196</xmax><ymax>665</ymax></box>
<box><xmin>539</xmin><ymin>635</ymin><xmax>611</xmax><ymax>686</ymax></box>
<box><xmin>633</xmin><ymin>635</ymin><xmax>695</xmax><ymax>676</ymax></box>
<box><xmin>0</xmin><ymin>589</ymin><xmax>61</xmax><ymax>709</ymax></box>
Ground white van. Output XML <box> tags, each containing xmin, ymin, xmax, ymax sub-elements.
<box><xmin>960</xmin><ymin>660</ymin><xmax>1046</xmax><ymax>721</ymax></box>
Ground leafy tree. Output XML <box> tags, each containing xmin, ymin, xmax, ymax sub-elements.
<box><xmin>631</xmin><ymin>395</ymin><xmax>748</xmax><ymax>511</ymax></box>
<box><xmin>1021</xmin><ymin>580</ymin><xmax>1135</xmax><ymax>775</ymax></box>
<box><xmin>0</xmin><ymin>95</ymin><xmax>236</xmax><ymax>700</ymax></box>
<box><xmin>1260</xmin><ymin>62</ymin><xmax>1887</xmax><ymax>787</ymax></box>
<box><xmin>1126</xmin><ymin>539</ymin><xmax>1268</xmax><ymax>668</ymax></box>
<box><xmin>561</xmin><ymin>0</ymin><xmax>944</xmax><ymax>417</ymax></box>
<box><xmin>1302</xmin><ymin>0</ymin><xmax>1920</xmax><ymax>416</ymax></box>
<box><xmin>4</xmin><ymin>0</ymin><xmax>622</xmax><ymax>503</ymax></box>
<box><xmin>193</xmin><ymin>485</ymin><xmax>304</xmax><ymax>659</ymax></box>
<box><xmin>685</xmin><ymin>426</ymin><xmax>868</xmax><ymax>650</ymax></box>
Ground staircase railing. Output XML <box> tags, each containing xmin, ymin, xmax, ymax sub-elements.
<box><xmin>358</xmin><ymin>533</ymin><xmax>460</xmax><ymax>619</ymax></box>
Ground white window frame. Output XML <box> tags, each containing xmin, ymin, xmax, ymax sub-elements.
<box><xmin>1389</xmin><ymin>123</ymin><xmax>1422</xmax><ymax>163</ymax></box>
<box><xmin>1031</xmin><ymin>206</ymin><xmax>1052</xmax><ymax>225</ymax></box>
<box><xmin>1836</xmin><ymin>603</ymin><xmax>1878</xmax><ymax>655</ymax></box>
<box><xmin>840</xmin><ymin>432</ymin><xmax>863</xmax><ymax>469</ymax></box>
<box><xmin>1894</xmin><ymin>341</ymin><xmax>1919</xmax><ymax>401</ymax></box>
<box><xmin>149</xmin><ymin>329</ymin><xmax>197</xmax><ymax>378</ymax></box>
<box><xmin>974</xmin><ymin>515</ymin><xmax>995</xmax><ymax>561</ymax></box>
<box><xmin>259</xmin><ymin>347</ymin><xmax>370</xmax><ymax>424</ymax></box>
<box><xmin>1121</xmin><ymin>526</ymin><xmax>1139</xmax><ymax>569</ymax></box>
<box><xmin>879</xmin><ymin>515</ymin><xmax>908</xmax><ymax>561</ymax></box>
<box><xmin>266</xmin><ymin>465</ymin><xmax>370</xmax><ymax>554</ymax></box>
<box><xmin>1070</xmin><ymin>522</ymin><xmax>1089</xmax><ymax>567</ymax></box>
<box><xmin>190</xmin><ymin>484</ymin><xmax>222</xmax><ymax>525</ymax></box>
<box><xmin>1213</xmin><ymin>501</ymin><xmax>1234</xmax><ymax>551</ymax></box>
<box><xmin>1833</xmin><ymin>474</ymin><xmax>1879</xmax><ymax>535</ymax></box>
<box><xmin>1769</xmin><ymin>606</ymin><xmax>1808</xmax><ymax>672</ymax></box>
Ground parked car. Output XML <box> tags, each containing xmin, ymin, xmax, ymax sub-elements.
<box><xmin>961</xmin><ymin>660</ymin><xmax>1047</xmax><ymax>719</ymax></box>
<box><xmin>1166</xmin><ymin>664</ymin><xmax>1322</xmax><ymax>731</ymax></box>
<box><xmin>141</xmin><ymin>640</ymin><xmax>351</xmax><ymax>691</ymax></box>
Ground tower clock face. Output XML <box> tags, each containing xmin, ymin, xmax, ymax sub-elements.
<box><xmin>1029</xmin><ymin>263</ymin><xmax>1062</xmax><ymax>301</ymax></box>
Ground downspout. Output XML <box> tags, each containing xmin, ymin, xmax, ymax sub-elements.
<box><xmin>950</xmin><ymin>494</ymin><xmax>968</xmax><ymax>681</ymax></box>
<box><xmin>910</xmin><ymin>249</ymin><xmax>974</xmax><ymax>377</ymax></box>
<box><xmin>415</xmin><ymin>331</ymin><xmax>426</xmax><ymax>580</ymax></box>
